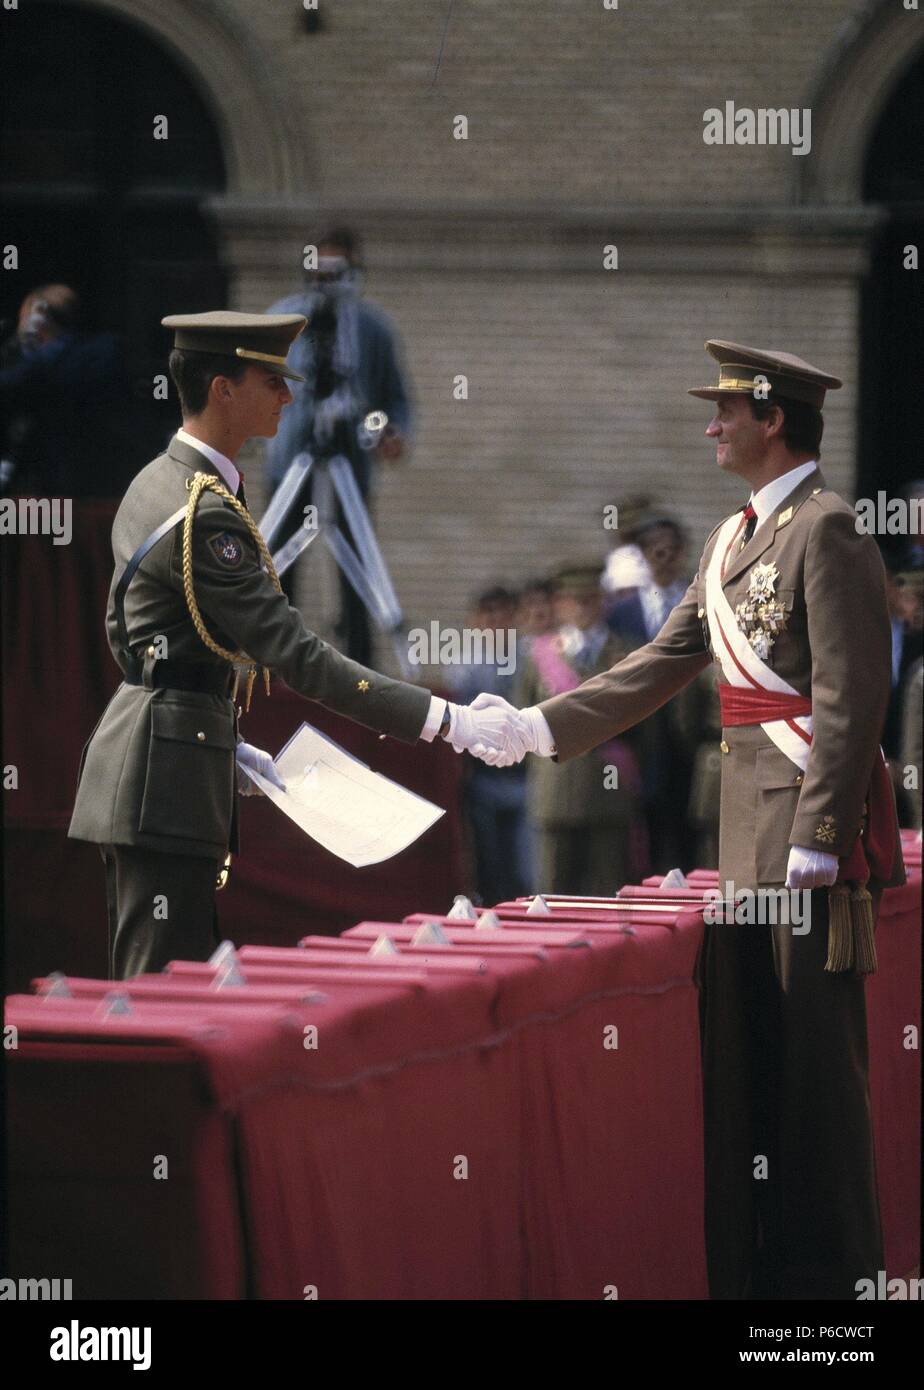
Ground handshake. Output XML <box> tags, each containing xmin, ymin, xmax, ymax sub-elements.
<box><xmin>441</xmin><ymin>694</ymin><xmax>554</xmax><ymax>767</ymax></box>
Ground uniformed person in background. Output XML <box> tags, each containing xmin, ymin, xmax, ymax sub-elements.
<box><xmin>452</xmin><ymin>341</ymin><xmax>905</xmax><ymax>1301</ymax></box>
<box><xmin>515</xmin><ymin>563</ymin><xmax>644</xmax><ymax>895</ymax></box>
<box><xmin>68</xmin><ymin>311</ymin><xmax>512</xmax><ymax>980</ymax></box>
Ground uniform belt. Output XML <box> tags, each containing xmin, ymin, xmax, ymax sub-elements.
<box><xmin>125</xmin><ymin>660</ymin><xmax>233</xmax><ymax>696</ymax></box>
<box><xmin>719</xmin><ymin>684</ymin><xmax>812</xmax><ymax>725</ymax></box>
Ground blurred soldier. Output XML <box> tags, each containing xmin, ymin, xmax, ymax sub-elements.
<box><xmin>609</xmin><ymin>515</ymin><xmax>698</xmax><ymax>871</ymax></box>
<box><xmin>516</xmin><ymin>577</ymin><xmax>557</xmax><ymax>650</ymax></box>
<box><xmin>516</xmin><ymin>563</ymin><xmax>644</xmax><ymax>895</ymax></box>
<box><xmin>449</xmin><ymin>586</ymin><xmax>531</xmax><ymax>904</ymax></box>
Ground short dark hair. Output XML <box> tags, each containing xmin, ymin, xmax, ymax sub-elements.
<box><xmin>747</xmin><ymin>395</ymin><xmax>824</xmax><ymax>456</ymax></box>
<box><xmin>476</xmin><ymin>585</ymin><xmax>518</xmax><ymax>609</ymax></box>
<box><xmin>168</xmin><ymin>348</ymin><xmax>248</xmax><ymax>417</ymax></box>
<box><xmin>635</xmin><ymin>517</ymin><xmax>686</xmax><ymax>548</ymax></box>
<box><xmin>317</xmin><ymin>225</ymin><xmax>361</xmax><ymax>265</ymax></box>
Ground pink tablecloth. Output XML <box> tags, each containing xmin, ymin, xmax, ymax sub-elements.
<box><xmin>6</xmin><ymin>868</ymin><xmax>918</xmax><ymax>1298</ymax></box>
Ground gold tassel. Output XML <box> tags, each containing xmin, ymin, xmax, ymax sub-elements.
<box><xmin>243</xmin><ymin>663</ymin><xmax>257</xmax><ymax>714</ymax></box>
<box><xmin>850</xmin><ymin>885</ymin><xmax>878</xmax><ymax>976</ymax></box>
<box><xmin>825</xmin><ymin>884</ymin><xmax>854</xmax><ymax>972</ymax></box>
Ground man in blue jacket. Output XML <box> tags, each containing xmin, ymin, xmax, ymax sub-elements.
<box><xmin>265</xmin><ymin>227</ymin><xmax>414</xmax><ymax>664</ymax></box>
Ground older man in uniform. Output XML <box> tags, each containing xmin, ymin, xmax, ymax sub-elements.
<box><xmin>451</xmin><ymin>341</ymin><xmax>905</xmax><ymax>1300</ymax></box>
<box><xmin>68</xmin><ymin>311</ymin><xmax>511</xmax><ymax>980</ymax></box>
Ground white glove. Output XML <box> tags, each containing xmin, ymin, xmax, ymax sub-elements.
<box><xmin>469</xmin><ymin>693</ymin><xmax>536</xmax><ymax>764</ymax></box>
<box><xmin>235</xmin><ymin>741</ymin><xmax>287</xmax><ymax>797</ymax></box>
<box><xmin>470</xmin><ymin>693</ymin><xmax>559</xmax><ymax>762</ymax></box>
<box><xmin>785</xmin><ymin>845</ymin><xmax>838</xmax><ymax>890</ymax></box>
<box><xmin>445</xmin><ymin>696</ymin><xmax>529</xmax><ymax>766</ymax></box>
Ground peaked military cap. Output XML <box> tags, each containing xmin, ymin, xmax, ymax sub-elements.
<box><xmin>553</xmin><ymin>561</ymin><xmax>605</xmax><ymax>597</ymax></box>
<box><xmin>162</xmin><ymin>311</ymin><xmax>307</xmax><ymax>381</ymax></box>
<box><xmin>688</xmin><ymin>339</ymin><xmax>842</xmax><ymax>409</ymax></box>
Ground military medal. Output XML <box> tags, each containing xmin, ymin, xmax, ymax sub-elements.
<box><xmin>734</xmin><ymin>560</ymin><xmax>788</xmax><ymax>661</ymax></box>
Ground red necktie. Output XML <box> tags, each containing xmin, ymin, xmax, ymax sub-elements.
<box><xmin>741</xmin><ymin>502</ymin><xmax>757</xmax><ymax>546</ymax></box>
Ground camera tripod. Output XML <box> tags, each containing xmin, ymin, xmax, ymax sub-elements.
<box><xmin>258</xmin><ymin>415</ymin><xmax>412</xmax><ymax>678</ymax></box>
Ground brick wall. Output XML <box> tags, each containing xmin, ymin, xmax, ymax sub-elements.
<box><xmin>174</xmin><ymin>0</ymin><xmax>895</xmax><ymax>663</ymax></box>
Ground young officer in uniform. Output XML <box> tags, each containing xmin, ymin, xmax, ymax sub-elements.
<box><xmin>451</xmin><ymin>341</ymin><xmax>905</xmax><ymax>1300</ymax></box>
<box><xmin>68</xmin><ymin>311</ymin><xmax>510</xmax><ymax>979</ymax></box>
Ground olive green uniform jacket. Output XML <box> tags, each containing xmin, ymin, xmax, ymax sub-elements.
<box><xmin>68</xmin><ymin>435</ymin><xmax>431</xmax><ymax>860</ymax></box>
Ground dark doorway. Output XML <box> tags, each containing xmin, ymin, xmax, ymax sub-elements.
<box><xmin>859</xmin><ymin>46</ymin><xmax>924</xmax><ymax>507</ymax></box>
<box><xmin>0</xmin><ymin>0</ymin><xmax>228</xmax><ymax>476</ymax></box>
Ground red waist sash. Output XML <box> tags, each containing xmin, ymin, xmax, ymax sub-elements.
<box><xmin>717</xmin><ymin>684</ymin><xmax>896</xmax><ymax>882</ymax></box>
<box><xmin>719</xmin><ymin>684</ymin><xmax>812</xmax><ymax>725</ymax></box>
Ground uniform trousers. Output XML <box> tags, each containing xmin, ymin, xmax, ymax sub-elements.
<box><xmin>100</xmin><ymin>845</ymin><xmax>223</xmax><ymax>981</ymax></box>
<box><xmin>695</xmin><ymin>886</ymin><xmax>884</xmax><ymax>1300</ymax></box>
<box><xmin>536</xmin><ymin>825</ymin><xmax>627</xmax><ymax>897</ymax></box>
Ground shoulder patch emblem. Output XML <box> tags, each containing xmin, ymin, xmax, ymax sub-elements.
<box><xmin>209</xmin><ymin>531</ymin><xmax>243</xmax><ymax>568</ymax></box>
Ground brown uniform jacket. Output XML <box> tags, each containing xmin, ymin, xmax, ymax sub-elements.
<box><xmin>68</xmin><ymin>435</ymin><xmax>431</xmax><ymax>859</ymax></box>
<box><xmin>539</xmin><ymin>467</ymin><xmax>905</xmax><ymax>890</ymax></box>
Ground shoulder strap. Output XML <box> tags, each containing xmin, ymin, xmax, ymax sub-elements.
<box><xmin>114</xmin><ymin>505</ymin><xmax>187</xmax><ymax>677</ymax></box>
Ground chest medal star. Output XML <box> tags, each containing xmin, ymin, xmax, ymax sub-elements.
<box><xmin>747</xmin><ymin>560</ymin><xmax>779</xmax><ymax>600</ymax></box>
<box><xmin>734</xmin><ymin>561</ymin><xmax>788</xmax><ymax>660</ymax></box>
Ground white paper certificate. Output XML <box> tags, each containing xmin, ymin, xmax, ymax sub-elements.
<box><xmin>238</xmin><ymin>721</ymin><xmax>445</xmax><ymax>867</ymax></box>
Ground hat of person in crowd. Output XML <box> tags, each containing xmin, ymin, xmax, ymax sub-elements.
<box><xmin>688</xmin><ymin>340</ymin><xmax>842</xmax><ymax>409</ymax></box>
<box><xmin>614</xmin><ymin>494</ymin><xmax>654</xmax><ymax>539</ymax></box>
<box><xmin>161</xmin><ymin>311</ymin><xmax>307</xmax><ymax>381</ymax></box>
<box><xmin>553</xmin><ymin>561</ymin><xmax>605</xmax><ymax>597</ymax></box>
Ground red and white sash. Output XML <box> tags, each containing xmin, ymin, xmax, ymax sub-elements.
<box><xmin>706</xmin><ymin>511</ymin><xmax>812</xmax><ymax>769</ymax></box>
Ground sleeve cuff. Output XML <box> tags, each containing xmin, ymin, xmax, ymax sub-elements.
<box><xmin>420</xmin><ymin>695</ymin><xmax>448</xmax><ymax>743</ymax></box>
<box><xmin>522</xmin><ymin>706</ymin><xmax>556</xmax><ymax>758</ymax></box>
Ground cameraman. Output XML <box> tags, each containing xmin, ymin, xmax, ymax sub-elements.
<box><xmin>265</xmin><ymin>227</ymin><xmax>415</xmax><ymax>663</ymax></box>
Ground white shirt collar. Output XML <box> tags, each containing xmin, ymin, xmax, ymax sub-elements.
<box><xmin>176</xmin><ymin>428</ymin><xmax>240</xmax><ymax>496</ymax></box>
<box><xmin>749</xmin><ymin>461</ymin><xmax>817</xmax><ymax>527</ymax></box>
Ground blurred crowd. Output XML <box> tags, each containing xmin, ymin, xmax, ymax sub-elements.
<box><xmin>447</xmin><ymin>504</ymin><xmax>723</xmax><ymax>903</ymax></box>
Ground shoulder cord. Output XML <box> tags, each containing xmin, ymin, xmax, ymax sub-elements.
<box><xmin>182</xmin><ymin>471</ymin><xmax>282</xmax><ymax>713</ymax></box>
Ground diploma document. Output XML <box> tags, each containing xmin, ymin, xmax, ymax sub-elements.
<box><xmin>238</xmin><ymin>721</ymin><xmax>445</xmax><ymax>867</ymax></box>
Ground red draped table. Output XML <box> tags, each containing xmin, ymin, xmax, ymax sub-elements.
<box><xmin>7</xmin><ymin>838</ymin><xmax>919</xmax><ymax>1299</ymax></box>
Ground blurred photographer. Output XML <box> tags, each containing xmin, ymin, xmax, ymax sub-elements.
<box><xmin>0</xmin><ymin>284</ymin><xmax>132</xmax><ymax>497</ymax></box>
<box><xmin>265</xmin><ymin>227</ymin><xmax>415</xmax><ymax>663</ymax></box>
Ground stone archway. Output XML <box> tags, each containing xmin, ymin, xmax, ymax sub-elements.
<box><xmin>80</xmin><ymin>0</ymin><xmax>314</xmax><ymax>199</ymax></box>
<box><xmin>799</xmin><ymin>0</ymin><xmax>924</xmax><ymax>206</ymax></box>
